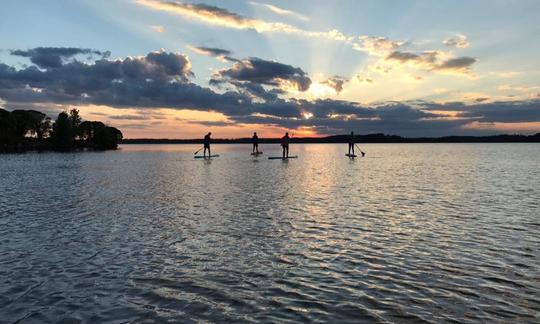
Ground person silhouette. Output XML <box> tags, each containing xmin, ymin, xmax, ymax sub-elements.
<box><xmin>348</xmin><ymin>131</ymin><xmax>355</xmax><ymax>155</ymax></box>
<box><xmin>203</xmin><ymin>132</ymin><xmax>211</xmax><ymax>158</ymax></box>
<box><xmin>252</xmin><ymin>132</ymin><xmax>259</xmax><ymax>153</ymax></box>
<box><xmin>281</xmin><ymin>132</ymin><xmax>290</xmax><ymax>158</ymax></box>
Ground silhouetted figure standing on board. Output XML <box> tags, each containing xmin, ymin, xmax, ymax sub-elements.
<box><xmin>348</xmin><ymin>131</ymin><xmax>355</xmax><ymax>155</ymax></box>
<box><xmin>203</xmin><ymin>132</ymin><xmax>211</xmax><ymax>158</ymax></box>
<box><xmin>281</xmin><ymin>132</ymin><xmax>290</xmax><ymax>158</ymax></box>
<box><xmin>252</xmin><ymin>132</ymin><xmax>259</xmax><ymax>153</ymax></box>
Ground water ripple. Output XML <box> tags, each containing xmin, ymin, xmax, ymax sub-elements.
<box><xmin>1</xmin><ymin>144</ymin><xmax>539</xmax><ymax>323</ymax></box>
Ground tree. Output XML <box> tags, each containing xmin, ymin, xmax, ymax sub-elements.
<box><xmin>0</xmin><ymin>109</ymin><xmax>16</xmax><ymax>152</ymax></box>
<box><xmin>11</xmin><ymin>110</ymin><xmax>34</xmax><ymax>139</ymax></box>
<box><xmin>79</xmin><ymin>121</ymin><xmax>105</xmax><ymax>144</ymax></box>
<box><xmin>2</xmin><ymin>108</ymin><xmax>122</xmax><ymax>153</ymax></box>
<box><xmin>23</xmin><ymin>110</ymin><xmax>51</xmax><ymax>140</ymax></box>
<box><xmin>68</xmin><ymin>109</ymin><xmax>82</xmax><ymax>139</ymax></box>
<box><xmin>51</xmin><ymin>112</ymin><xmax>74</xmax><ymax>151</ymax></box>
<box><xmin>94</xmin><ymin>126</ymin><xmax>123</xmax><ymax>150</ymax></box>
<box><xmin>35</xmin><ymin>117</ymin><xmax>52</xmax><ymax>141</ymax></box>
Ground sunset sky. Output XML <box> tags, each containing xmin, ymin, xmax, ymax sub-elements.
<box><xmin>1</xmin><ymin>0</ymin><xmax>539</xmax><ymax>138</ymax></box>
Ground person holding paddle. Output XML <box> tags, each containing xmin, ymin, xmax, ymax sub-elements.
<box><xmin>281</xmin><ymin>132</ymin><xmax>290</xmax><ymax>158</ymax></box>
<box><xmin>348</xmin><ymin>131</ymin><xmax>355</xmax><ymax>156</ymax></box>
<box><xmin>203</xmin><ymin>132</ymin><xmax>212</xmax><ymax>158</ymax></box>
<box><xmin>252</xmin><ymin>132</ymin><xmax>259</xmax><ymax>154</ymax></box>
<box><xmin>347</xmin><ymin>131</ymin><xmax>366</xmax><ymax>157</ymax></box>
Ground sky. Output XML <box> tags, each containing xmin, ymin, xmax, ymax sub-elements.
<box><xmin>1</xmin><ymin>0</ymin><xmax>539</xmax><ymax>138</ymax></box>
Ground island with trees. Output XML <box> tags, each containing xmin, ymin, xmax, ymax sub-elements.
<box><xmin>0</xmin><ymin>108</ymin><xmax>122</xmax><ymax>153</ymax></box>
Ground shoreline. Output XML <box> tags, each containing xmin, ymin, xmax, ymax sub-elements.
<box><xmin>122</xmin><ymin>133</ymin><xmax>540</xmax><ymax>144</ymax></box>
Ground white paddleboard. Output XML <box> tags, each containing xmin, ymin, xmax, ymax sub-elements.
<box><xmin>194</xmin><ymin>154</ymin><xmax>219</xmax><ymax>159</ymax></box>
<box><xmin>345</xmin><ymin>154</ymin><xmax>357</xmax><ymax>157</ymax></box>
<box><xmin>268</xmin><ymin>156</ymin><xmax>298</xmax><ymax>160</ymax></box>
<box><xmin>251</xmin><ymin>152</ymin><xmax>263</xmax><ymax>155</ymax></box>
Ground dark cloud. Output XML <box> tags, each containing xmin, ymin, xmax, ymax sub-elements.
<box><xmin>194</xmin><ymin>47</ymin><xmax>232</xmax><ymax>57</ymax></box>
<box><xmin>0</xmin><ymin>49</ymin><xmax>196</xmax><ymax>102</ymax></box>
<box><xmin>475</xmin><ymin>97</ymin><xmax>489</xmax><ymax>103</ymax></box>
<box><xmin>10</xmin><ymin>47</ymin><xmax>110</xmax><ymax>69</ymax></box>
<box><xmin>459</xmin><ymin>100</ymin><xmax>540</xmax><ymax>123</ymax></box>
<box><xmin>322</xmin><ymin>76</ymin><xmax>348</xmax><ymax>94</ymax></box>
<box><xmin>211</xmin><ymin>57</ymin><xmax>312</xmax><ymax>94</ymax></box>
<box><xmin>386</xmin><ymin>50</ymin><xmax>476</xmax><ymax>73</ymax></box>
<box><xmin>230</xmin><ymin>113</ymin><xmax>470</xmax><ymax>137</ymax></box>
<box><xmin>227</xmin><ymin>80</ymin><xmax>284</xmax><ymax>102</ymax></box>
<box><xmin>190</xmin><ymin>46</ymin><xmax>239</xmax><ymax>62</ymax></box>
<box><xmin>1</xmin><ymin>47</ymin><xmax>537</xmax><ymax>136</ymax></box>
<box><xmin>434</xmin><ymin>57</ymin><xmax>477</xmax><ymax>71</ymax></box>
<box><xmin>170</xmin><ymin>2</ymin><xmax>250</xmax><ymax>25</ymax></box>
<box><xmin>423</xmin><ymin>100</ymin><xmax>540</xmax><ymax>123</ymax></box>
<box><xmin>386</xmin><ymin>50</ymin><xmax>438</xmax><ymax>65</ymax></box>
<box><xmin>386</xmin><ymin>51</ymin><xmax>421</xmax><ymax>63</ymax></box>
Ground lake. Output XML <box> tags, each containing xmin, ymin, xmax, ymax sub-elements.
<box><xmin>1</xmin><ymin>143</ymin><xmax>539</xmax><ymax>323</ymax></box>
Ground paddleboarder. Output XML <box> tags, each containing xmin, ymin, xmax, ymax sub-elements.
<box><xmin>203</xmin><ymin>132</ymin><xmax>212</xmax><ymax>158</ymax></box>
<box><xmin>348</xmin><ymin>131</ymin><xmax>355</xmax><ymax>156</ymax></box>
<box><xmin>252</xmin><ymin>132</ymin><xmax>259</xmax><ymax>153</ymax></box>
<box><xmin>281</xmin><ymin>132</ymin><xmax>290</xmax><ymax>158</ymax></box>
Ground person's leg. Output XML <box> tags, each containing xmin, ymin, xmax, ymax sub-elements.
<box><xmin>348</xmin><ymin>144</ymin><xmax>351</xmax><ymax>155</ymax></box>
<box><xmin>253</xmin><ymin>144</ymin><xmax>255</xmax><ymax>153</ymax></box>
<box><xmin>208</xmin><ymin>146</ymin><xmax>211</xmax><ymax>157</ymax></box>
<box><xmin>286</xmin><ymin>145</ymin><xmax>289</xmax><ymax>158</ymax></box>
<box><xmin>352</xmin><ymin>144</ymin><xmax>355</xmax><ymax>155</ymax></box>
<box><xmin>256</xmin><ymin>144</ymin><xmax>259</xmax><ymax>153</ymax></box>
<box><xmin>203</xmin><ymin>146</ymin><xmax>207</xmax><ymax>157</ymax></box>
<box><xmin>282</xmin><ymin>145</ymin><xmax>285</xmax><ymax>158</ymax></box>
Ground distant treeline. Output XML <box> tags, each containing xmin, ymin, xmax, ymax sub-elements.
<box><xmin>123</xmin><ymin>133</ymin><xmax>540</xmax><ymax>144</ymax></box>
<box><xmin>0</xmin><ymin>108</ymin><xmax>122</xmax><ymax>153</ymax></box>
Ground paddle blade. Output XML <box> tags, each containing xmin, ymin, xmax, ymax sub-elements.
<box><xmin>361</xmin><ymin>152</ymin><xmax>365</xmax><ymax>157</ymax></box>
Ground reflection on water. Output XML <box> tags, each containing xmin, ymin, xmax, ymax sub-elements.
<box><xmin>1</xmin><ymin>144</ymin><xmax>539</xmax><ymax>323</ymax></box>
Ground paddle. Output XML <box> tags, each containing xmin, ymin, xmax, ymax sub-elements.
<box><xmin>355</xmin><ymin>144</ymin><xmax>366</xmax><ymax>157</ymax></box>
<box><xmin>194</xmin><ymin>146</ymin><xmax>204</xmax><ymax>155</ymax></box>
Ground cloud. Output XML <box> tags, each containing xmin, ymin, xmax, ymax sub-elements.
<box><xmin>443</xmin><ymin>34</ymin><xmax>470</xmax><ymax>48</ymax></box>
<box><xmin>137</xmin><ymin>0</ymin><xmax>352</xmax><ymax>42</ymax></box>
<box><xmin>434</xmin><ymin>56</ymin><xmax>477</xmax><ymax>72</ymax></box>
<box><xmin>151</xmin><ymin>25</ymin><xmax>166</xmax><ymax>32</ymax></box>
<box><xmin>188</xmin><ymin>46</ymin><xmax>238</xmax><ymax>62</ymax></box>
<box><xmin>138</xmin><ymin>0</ymin><xmax>297</xmax><ymax>33</ymax></box>
<box><xmin>186</xmin><ymin>120</ymin><xmax>236</xmax><ymax>127</ymax></box>
<box><xmin>353</xmin><ymin>36</ymin><xmax>403</xmax><ymax>56</ymax></box>
<box><xmin>385</xmin><ymin>50</ymin><xmax>477</xmax><ymax>74</ymax></box>
<box><xmin>136</xmin><ymin>1</ymin><xmax>480</xmax><ymax>80</ymax></box>
<box><xmin>249</xmin><ymin>2</ymin><xmax>309</xmax><ymax>21</ymax></box>
<box><xmin>386</xmin><ymin>50</ymin><xmax>439</xmax><ymax>67</ymax></box>
<box><xmin>322</xmin><ymin>76</ymin><xmax>348</xmax><ymax>94</ymax></box>
<box><xmin>424</xmin><ymin>100</ymin><xmax>540</xmax><ymax>123</ymax></box>
<box><xmin>1</xmin><ymin>47</ymin><xmax>537</xmax><ymax>136</ymax></box>
<box><xmin>211</xmin><ymin>57</ymin><xmax>312</xmax><ymax>96</ymax></box>
<box><xmin>459</xmin><ymin>100</ymin><xmax>540</xmax><ymax>123</ymax></box>
<box><xmin>0</xmin><ymin>48</ymin><xmax>200</xmax><ymax>105</ymax></box>
<box><xmin>108</xmin><ymin>114</ymin><xmax>151</xmax><ymax>120</ymax></box>
<box><xmin>10</xmin><ymin>47</ymin><xmax>110</xmax><ymax>69</ymax></box>
<box><xmin>355</xmin><ymin>74</ymin><xmax>373</xmax><ymax>83</ymax></box>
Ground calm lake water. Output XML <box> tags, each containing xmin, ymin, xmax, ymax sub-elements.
<box><xmin>1</xmin><ymin>143</ymin><xmax>539</xmax><ymax>323</ymax></box>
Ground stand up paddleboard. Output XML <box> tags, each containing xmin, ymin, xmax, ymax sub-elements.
<box><xmin>251</xmin><ymin>152</ymin><xmax>263</xmax><ymax>156</ymax></box>
<box><xmin>194</xmin><ymin>154</ymin><xmax>219</xmax><ymax>159</ymax></box>
<box><xmin>268</xmin><ymin>156</ymin><xmax>298</xmax><ymax>160</ymax></box>
<box><xmin>345</xmin><ymin>154</ymin><xmax>357</xmax><ymax>158</ymax></box>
